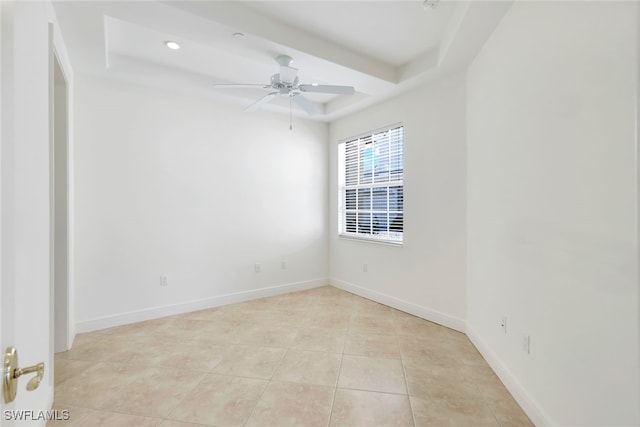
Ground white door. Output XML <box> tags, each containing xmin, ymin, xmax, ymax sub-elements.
<box><xmin>1</xmin><ymin>1</ymin><xmax>57</xmax><ymax>424</ymax></box>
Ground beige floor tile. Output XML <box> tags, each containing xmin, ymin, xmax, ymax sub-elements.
<box><xmin>477</xmin><ymin>374</ymin><xmax>518</xmax><ymax>405</ymax></box>
<box><xmin>233</xmin><ymin>298</ymin><xmax>286</xmax><ymax>314</ymax></box>
<box><xmin>159</xmin><ymin>421</ymin><xmax>212</xmax><ymax>427</ymax></box>
<box><xmin>351</xmin><ymin>298</ymin><xmax>396</xmax><ymax>316</ymax></box>
<box><xmin>291</xmin><ymin>328</ymin><xmax>346</xmax><ymax>353</ymax></box>
<box><xmin>154</xmin><ymin>318</ymin><xmax>216</xmax><ymax>340</ymax></box>
<box><xmin>314</xmin><ymin>295</ymin><xmax>354</xmax><ymax>310</ymax></box>
<box><xmin>99</xmin><ymin>317</ymin><xmax>174</xmax><ymax>337</ymax></box>
<box><xmin>313</xmin><ymin>285</ymin><xmax>349</xmax><ymax>296</ymax></box>
<box><xmin>98</xmin><ymin>368</ymin><xmax>205</xmax><ymax>418</ymax></box>
<box><xmin>466</xmin><ymin>362</ymin><xmax>503</xmax><ymax>385</ymax></box>
<box><xmin>245</xmin><ymin>381</ymin><xmax>334</xmax><ymax>427</ymax></box>
<box><xmin>344</xmin><ymin>333</ymin><xmax>400</xmax><ymax>359</ymax></box>
<box><xmin>436</xmin><ymin>338</ymin><xmax>487</xmax><ymax>366</ymax></box>
<box><xmin>349</xmin><ymin>314</ymin><xmax>395</xmax><ymax>335</ymax></box>
<box><xmin>55</xmin><ymin>333</ymin><xmax>110</xmax><ymax>362</ymax></box>
<box><xmin>397</xmin><ymin>335</ymin><xmax>460</xmax><ymax>364</ymax></box>
<box><xmin>305</xmin><ymin>310</ymin><xmax>351</xmax><ymax>330</ymax></box>
<box><xmin>154</xmin><ymin>339</ymin><xmax>226</xmax><ymax>371</ymax></box>
<box><xmin>46</xmin><ymin>403</ymin><xmax>94</xmax><ymax>427</ymax></box>
<box><xmin>402</xmin><ymin>357</ymin><xmax>463</xmax><ymax>382</ymax></box>
<box><xmin>275</xmin><ymin>293</ymin><xmax>318</xmax><ymax>308</ymax></box>
<box><xmin>262</xmin><ymin>308</ymin><xmax>309</xmax><ymax>326</ymax></box>
<box><xmin>167</xmin><ymin>374</ymin><xmax>267</xmax><ymax>426</ymax></box>
<box><xmin>437</xmin><ymin>337</ymin><xmax>488</xmax><ymax>366</ymax></box>
<box><xmin>216</xmin><ymin>309</ymin><xmax>280</xmax><ymax>328</ymax></box>
<box><xmin>188</xmin><ymin>306</ymin><xmax>245</xmax><ymax>325</ymax></box>
<box><xmin>174</xmin><ymin>307</ymin><xmax>220</xmax><ymax>322</ymax></box>
<box><xmin>330</xmin><ymin>389</ymin><xmax>413</xmax><ymax>427</ymax></box>
<box><xmin>213</xmin><ymin>345</ymin><xmax>285</xmax><ymax>379</ymax></box>
<box><xmin>394</xmin><ymin>315</ymin><xmax>451</xmax><ymax>337</ymax></box>
<box><xmin>52</xmin><ymin>286</ymin><xmax>532</xmax><ymax>427</ymax></box>
<box><xmin>102</xmin><ymin>334</ymin><xmax>174</xmax><ymax>366</ymax></box>
<box><xmin>54</xmin><ymin>362</ymin><xmax>156</xmax><ymax>408</ymax></box>
<box><xmin>234</xmin><ymin>324</ymin><xmax>298</xmax><ymax>347</ymax></box>
<box><xmin>403</xmin><ymin>358</ymin><xmax>481</xmax><ymax>401</ymax></box>
<box><xmin>396</xmin><ymin>335</ymin><xmax>434</xmax><ymax>361</ymax></box>
<box><xmin>392</xmin><ymin>309</ymin><xmax>422</xmax><ymax>321</ymax></box>
<box><xmin>338</xmin><ymin>355</ymin><xmax>406</xmax><ymax>394</ymax></box>
<box><xmin>53</xmin><ymin>359</ymin><xmax>94</xmax><ymax>386</ymax></box>
<box><xmin>432</xmin><ymin>380</ymin><xmax>485</xmax><ymax>402</ymax></box>
<box><xmin>410</xmin><ymin>396</ymin><xmax>455</xmax><ymax>427</ymax></box>
<box><xmin>259</xmin><ymin>293</ymin><xmax>316</xmax><ymax>310</ymax></box>
<box><xmin>410</xmin><ymin>395</ymin><xmax>499</xmax><ymax>427</ymax></box>
<box><xmin>195</xmin><ymin>323</ymin><xmax>247</xmax><ymax>344</ymax></box>
<box><xmin>489</xmin><ymin>398</ymin><xmax>535</xmax><ymax>426</ymax></box>
<box><xmin>273</xmin><ymin>349</ymin><xmax>342</xmax><ymax>386</ymax></box>
<box><xmin>66</xmin><ymin>410</ymin><xmax>162</xmax><ymax>427</ymax></box>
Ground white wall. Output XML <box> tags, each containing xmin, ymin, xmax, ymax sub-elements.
<box><xmin>74</xmin><ymin>74</ymin><xmax>328</xmax><ymax>330</ymax></box>
<box><xmin>467</xmin><ymin>2</ymin><xmax>639</xmax><ymax>426</ymax></box>
<box><xmin>329</xmin><ymin>72</ymin><xmax>467</xmax><ymax>331</ymax></box>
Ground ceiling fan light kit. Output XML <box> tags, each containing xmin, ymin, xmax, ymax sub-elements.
<box><xmin>213</xmin><ymin>54</ymin><xmax>355</xmax><ymax>125</ymax></box>
<box><xmin>275</xmin><ymin>54</ymin><xmax>294</xmax><ymax>67</ymax></box>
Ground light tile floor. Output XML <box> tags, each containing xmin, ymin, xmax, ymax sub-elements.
<box><xmin>49</xmin><ymin>286</ymin><xmax>534</xmax><ymax>427</ymax></box>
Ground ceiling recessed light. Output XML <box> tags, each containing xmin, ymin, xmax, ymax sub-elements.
<box><xmin>232</xmin><ymin>32</ymin><xmax>245</xmax><ymax>38</ymax></box>
<box><xmin>311</xmin><ymin>83</ymin><xmax>319</xmax><ymax>86</ymax></box>
<box><xmin>165</xmin><ymin>41</ymin><xmax>180</xmax><ymax>50</ymax></box>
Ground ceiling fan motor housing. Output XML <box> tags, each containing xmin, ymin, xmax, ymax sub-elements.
<box><xmin>270</xmin><ymin>73</ymin><xmax>299</xmax><ymax>93</ymax></box>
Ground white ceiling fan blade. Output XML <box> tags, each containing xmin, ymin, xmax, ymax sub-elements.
<box><xmin>280</xmin><ymin>65</ymin><xmax>298</xmax><ymax>84</ymax></box>
<box><xmin>299</xmin><ymin>84</ymin><xmax>355</xmax><ymax>95</ymax></box>
<box><xmin>214</xmin><ymin>84</ymin><xmax>269</xmax><ymax>89</ymax></box>
<box><xmin>292</xmin><ymin>94</ymin><xmax>322</xmax><ymax>116</ymax></box>
<box><xmin>246</xmin><ymin>92</ymin><xmax>279</xmax><ymax>112</ymax></box>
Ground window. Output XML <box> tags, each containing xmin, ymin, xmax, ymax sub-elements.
<box><xmin>338</xmin><ymin>124</ymin><xmax>403</xmax><ymax>244</ymax></box>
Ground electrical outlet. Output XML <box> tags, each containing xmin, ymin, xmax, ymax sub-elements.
<box><xmin>363</xmin><ymin>263</ymin><xmax>368</xmax><ymax>273</ymax></box>
<box><xmin>522</xmin><ymin>334</ymin><xmax>531</xmax><ymax>354</ymax></box>
<box><xmin>254</xmin><ymin>263</ymin><xmax>261</xmax><ymax>273</ymax></box>
<box><xmin>281</xmin><ymin>260</ymin><xmax>287</xmax><ymax>270</ymax></box>
<box><xmin>500</xmin><ymin>316</ymin><xmax>507</xmax><ymax>334</ymax></box>
<box><xmin>160</xmin><ymin>276</ymin><xmax>169</xmax><ymax>286</ymax></box>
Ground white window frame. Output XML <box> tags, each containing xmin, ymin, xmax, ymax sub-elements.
<box><xmin>338</xmin><ymin>124</ymin><xmax>404</xmax><ymax>245</ymax></box>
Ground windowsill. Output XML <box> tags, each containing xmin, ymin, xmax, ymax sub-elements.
<box><xmin>337</xmin><ymin>234</ymin><xmax>403</xmax><ymax>247</ymax></box>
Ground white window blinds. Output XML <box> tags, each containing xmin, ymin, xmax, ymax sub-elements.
<box><xmin>338</xmin><ymin>125</ymin><xmax>404</xmax><ymax>244</ymax></box>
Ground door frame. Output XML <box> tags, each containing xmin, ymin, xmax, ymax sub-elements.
<box><xmin>50</xmin><ymin>33</ymin><xmax>72</xmax><ymax>357</ymax></box>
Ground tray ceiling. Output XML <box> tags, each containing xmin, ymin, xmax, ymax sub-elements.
<box><xmin>53</xmin><ymin>0</ymin><xmax>512</xmax><ymax>121</ymax></box>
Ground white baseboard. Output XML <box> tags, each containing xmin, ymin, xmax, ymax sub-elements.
<box><xmin>466</xmin><ymin>325</ymin><xmax>553</xmax><ymax>427</ymax></box>
<box><xmin>329</xmin><ymin>277</ymin><xmax>466</xmax><ymax>333</ymax></box>
<box><xmin>75</xmin><ymin>278</ymin><xmax>328</xmax><ymax>333</ymax></box>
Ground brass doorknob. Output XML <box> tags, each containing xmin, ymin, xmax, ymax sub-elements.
<box><xmin>3</xmin><ymin>347</ymin><xmax>45</xmax><ymax>403</ymax></box>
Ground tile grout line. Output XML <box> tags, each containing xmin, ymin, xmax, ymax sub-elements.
<box><xmin>473</xmin><ymin>377</ymin><xmax>503</xmax><ymax>427</ymax></box>
<box><xmin>326</xmin><ymin>352</ymin><xmax>344</xmax><ymax>427</ymax></box>
<box><xmin>394</xmin><ymin>310</ymin><xmax>417</xmax><ymax>427</ymax></box>
<box><xmin>330</xmin><ymin>386</ymin><xmax>411</xmax><ymax>397</ymax></box>
<box><xmin>326</xmin><ymin>304</ymin><xmax>352</xmax><ymax>427</ymax></box>
<box><xmin>397</xmin><ymin>329</ymin><xmax>417</xmax><ymax>427</ymax></box>
<box><xmin>242</xmin><ymin>308</ymin><xmax>302</xmax><ymax>427</ymax></box>
<box><xmin>160</xmin><ymin>370</ymin><xmax>210</xmax><ymax>424</ymax></box>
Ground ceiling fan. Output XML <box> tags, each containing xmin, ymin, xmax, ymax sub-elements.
<box><xmin>213</xmin><ymin>55</ymin><xmax>355</xmax><ymax>117</ymax></box>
